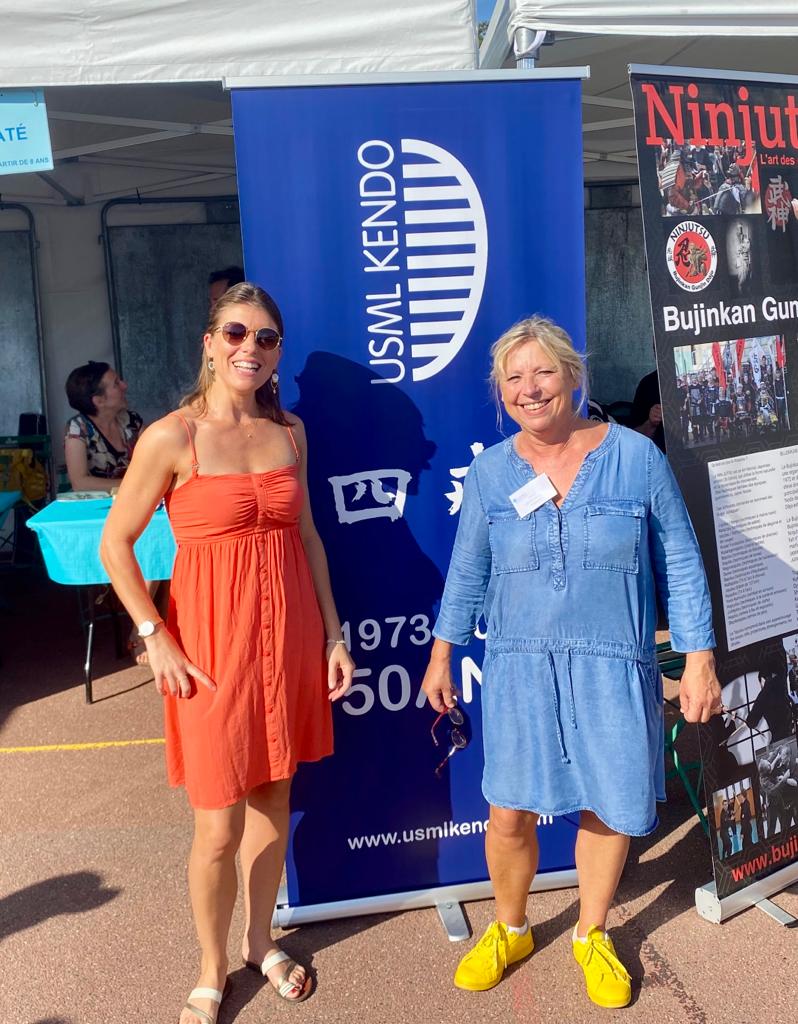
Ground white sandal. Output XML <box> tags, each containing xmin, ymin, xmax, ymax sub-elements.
<box><xmin>182</xmin><ymin>979</ymin><xmax>230</xmax><ymax>1024</ymax></box>
<box><xmin>245</xmin><ymin>949</ymin><xmax>312</xmax><ymax>1002</ymax></box>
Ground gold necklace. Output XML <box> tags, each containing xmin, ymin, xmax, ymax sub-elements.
<box><xmin>241</xmin><ymin>416</ymin><xmax>259</xmax><ymax>440</ymax></box>
<box><xmin>212</xmin><ymin>411</ymin><xmax>259</xmax><ymax>439</ymax></box>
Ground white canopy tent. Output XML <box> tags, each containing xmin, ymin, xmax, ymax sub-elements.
<box><xmin>5</xmin><ymin>0</ymin><xmax>477</xmax><ymax>85</ymax></box>
<box><xmin>482</xmin><ymin>0</ymin><xmax>798</xmax><ymax>181</ymax></box>
<box><xmin>5</xmin><ymin>0</ymin><xmax>796</xmax><ymax>427</ymax></box>
<box><xmin>0</xmin><ymin>0</ymin><xmax>477</xmax><ymax>205</ymax></box>
<box><xmin>0</xmin><ymin>0</ymin><xmax>477</xmax><ymax>433</ymax></box>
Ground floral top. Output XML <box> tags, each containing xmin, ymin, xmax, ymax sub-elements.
<box><xmin>64</xmin><ymin>410</ymin><xmax>143</xmax><ymax>479</ymax></box>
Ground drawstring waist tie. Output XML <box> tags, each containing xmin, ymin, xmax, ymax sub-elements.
<box><xmin>547</xmin><ymin>649</ymin><xmax>576</xmax><ymax>764</ymax></box>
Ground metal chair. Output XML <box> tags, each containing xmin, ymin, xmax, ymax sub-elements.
<box><xmin>657</xmin><ymin>641</ymin><xmax>710</xmax><ymax>836</ymax></box>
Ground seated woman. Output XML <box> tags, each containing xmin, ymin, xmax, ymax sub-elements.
<box><xmin>64</xmin><ymin>361</ymin><xmax>155</xmax><ymax>662</ymax></box>
<box><xmin>64</xmin><ymin>361</ymin><xmax>143</xmax><ymax>489</ymax></box>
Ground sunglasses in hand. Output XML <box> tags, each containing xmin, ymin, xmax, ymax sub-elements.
<box><xmin>212</xmin><ymin>321</ymin><xmax>283</xmax><ymax>351</ymax></box>
<box><xmin>431</xmin><ymin>702</ymin><xmax>469</xmax><ymax>777</ymax></box>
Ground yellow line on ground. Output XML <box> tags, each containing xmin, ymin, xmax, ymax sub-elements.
<box><xmin>0</xmin><ymin>738</ymin><xmax>165</xmax><ymax>753</ymax></box>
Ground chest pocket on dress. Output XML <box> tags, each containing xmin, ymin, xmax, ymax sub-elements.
<box><xmin>582</xmin><ymin>500</ymin><xmax>645</xmax><ymax>574</ymax></box>
<box><xmin>488</xmin><ymin>513</ymin><xmax>539</xmax><ymax>573</ymax></box>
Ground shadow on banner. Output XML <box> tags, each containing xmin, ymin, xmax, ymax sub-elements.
<box><xmin>288</xmin><ymin>353</ymin><xmax>460</xmax><ymax>905</ymax></box>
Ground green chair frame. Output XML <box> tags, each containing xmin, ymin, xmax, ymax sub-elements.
<box><xmin>657</xmin><ymin>641</ymin><xmax>710</xmax><ymax>836</ymax></box>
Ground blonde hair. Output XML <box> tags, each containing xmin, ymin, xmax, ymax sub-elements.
<box><xmin>489</xmin><ymin>316</ymin><xmax>587</xmax><ymax>422</ymax></box>
<box><xmin>180</xmin><ymin>282</ymin><xmax>289</xmax><ymax>425</ymax></box>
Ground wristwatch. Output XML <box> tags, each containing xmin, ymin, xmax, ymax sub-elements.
<box><xmin>136</xmin><ymin>618</ymin><xmax>163</xmax><ymax>638</ymax></box>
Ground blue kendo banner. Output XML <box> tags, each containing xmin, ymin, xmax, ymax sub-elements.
<box><xmin>231</xmin><ymin>74</ymin><xmax>585</xmax><ymax>910</ymax></box>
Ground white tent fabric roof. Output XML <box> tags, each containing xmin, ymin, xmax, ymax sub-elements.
<box><xmin>482</xmin><ymin>1</ymin><xmax>798</xmax><ymax>181</ymax></box>
<box><xmin>508</xmin><ymin>0</ymin><xmax>798</xmax><ymax>36</ymax></box>
<box><xmin>1</xmin><ymin>0</ymin><xmax>477</xmax><ymax>88</ymax></box>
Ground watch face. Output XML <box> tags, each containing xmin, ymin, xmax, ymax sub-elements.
<box><xmin>138</xmin><ymin>620</ymin><xmax>156</xmax><ymax>638</ymax></box>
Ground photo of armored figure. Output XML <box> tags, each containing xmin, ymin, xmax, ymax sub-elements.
<box><xmin>727</xmin><ymin>219</ymin><xmax>754</xmax><ymax>294</ymax></box>
<box><xmin>657</xmin><ymin>140</ymin><xmax>760</xmax><ymax>217</ymax></box>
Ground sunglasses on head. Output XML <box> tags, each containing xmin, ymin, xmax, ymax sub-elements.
<box><xmin>213</xmin><ymin>322</ymin><xmax>282</xmax><ymax>351</ymax></box>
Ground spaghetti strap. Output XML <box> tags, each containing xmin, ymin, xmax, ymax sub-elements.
<box><xmin>170</xmin><ymin>413</ymin><xmax>199</xmax><ymax>475</ymax></box>
<box><xmin>286</xmin><ymin>424</ymin><xmax>300</xmax><ymax>463</ymax></box>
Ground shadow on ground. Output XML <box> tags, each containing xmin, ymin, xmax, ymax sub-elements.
<box><xmin>0</xmin><ymin>571</ymin><xmax>141</xmax><ymax>727</ymax></box>
<box><xmin>0</xmin><ymin>871</ymin><xmax>121</xmax><ymax>943</ymax></box>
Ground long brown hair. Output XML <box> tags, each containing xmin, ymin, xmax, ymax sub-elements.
<box><xmin>180</xmin><ymin>282</ymin><xmax>289</xmax><ymax>426</ymax></box>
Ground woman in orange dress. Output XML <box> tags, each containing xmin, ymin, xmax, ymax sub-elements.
<box><xmin>101</xmin><ymin>283</ymin><xmax>354</xmax><ymax>1024</ymax></box>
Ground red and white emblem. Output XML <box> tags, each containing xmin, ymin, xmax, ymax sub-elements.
<box><xmin>665</xmin><ymin>220</ymin><xmax>717</xmax><ymax>292</ymax></box>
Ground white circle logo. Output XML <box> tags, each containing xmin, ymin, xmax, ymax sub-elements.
<box><xmin>665</xmin><ymin>220</ymin><xmax>717</xmax><ymax>292</ymax></box>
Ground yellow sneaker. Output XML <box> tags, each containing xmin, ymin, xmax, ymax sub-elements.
<box><xmin>572</xmin><ymin>926</ymin><xmax>632</xmax><ymax>1008</ymax></box>
<box><xmin>454</xmin><ymin>920</ymin><xmax>534</xmax><ymax>991</ymax></box>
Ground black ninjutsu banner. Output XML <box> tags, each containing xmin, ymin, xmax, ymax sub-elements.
<box><xmin>631</xmin><ymin>68</ymin><xmax>798</xmax><ymax>899</ymax></box>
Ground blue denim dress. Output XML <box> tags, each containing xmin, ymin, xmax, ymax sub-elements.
<box><xmin>433</xmin><ymin>424</ymin><xmax>715</xmax><ymax>835</ymax></box>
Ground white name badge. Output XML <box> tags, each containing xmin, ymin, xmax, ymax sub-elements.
<box><xmin>509</xmin><ymin>474</ymin><xmax>557</xmax><ymax>518</ymax></box>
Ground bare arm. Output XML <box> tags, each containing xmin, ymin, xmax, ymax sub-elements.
<box><xmin>290</xmin><ymin>415</ymin><xmax>354</xmax><ymax>699</ymax></box>
<box><xmin>100</xmin><ymin>417</ymin><xmax>214</xmax><ymax>698</ymax></box>
<box><xmin>65</xmin><ymin>437</ymin><xmax>115</xmax><ymax>491</ymax></box>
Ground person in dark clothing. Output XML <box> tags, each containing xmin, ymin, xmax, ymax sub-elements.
<box><xmin>739</xmin><ymin>796</ymin><xmax>754</xmax><ymax>850</ymax></box>
<box><xmin>207</xmin><ymin>265</ymin><xmax>245</xmax><ymax>311</ymax></box>
<box><xmin>718</xmin><ymin>802</ymin><xmax>734</xmax><ymax>858</ymax></box>
<box><xmin>741</xmin><ymin>369</ymin><xmax>756</xmax><ymax>414</ymax></box>
<box><xmin>688</xmin><ymin>378</ymin><xmax>706</xmax><ymax>442</ymax></box>
<box><xmin>733</xmin><ymin>383</ymin><xmax>750</xmax><ymax>437</ymax></box>
<box><xmin>713</xmin><ymin>164</ymin><xmax>745</xmax><ymax>215</ymax></box>
<box><xmin>676</xmin><ymin>377</ymin><xmax>690</xmax><ymax>444</ymax></box>
<box><xmin>774</xmin><ymin>367</ymin><xmax>788</xmax><ymax>430</ymax></box>
<box><xmin>630</xmin><ymin>368</ymin><xmax>666</xmax><ymax>452</ymax></box>
<box><xmin>715</xmin><ymin>387</ymin><xmax>733</xmax><ymax>441</ymax></box>
<box><xmin>758</xmin><ymin>745</ymin><xmax>793</xmax><ymax>838</ymax></box>
<box><xmin>788</xmin><ymin>656</ymin><xmax>798</xmax><ymax>706</ymax></box>
<box><xmin>746</xmin><ymin>670</ymin><xmax>794</xmax><ymax>742</ymax></box>
<box><xmin>704</xmin><ymin>376</ymin><xmax>719</xmax><ymax>440</ymax></box>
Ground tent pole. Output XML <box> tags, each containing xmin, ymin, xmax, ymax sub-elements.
<box><xmin>514</xmin><ymin>27</ymin><xmax>546</xmax><ymax>69</ymax></box>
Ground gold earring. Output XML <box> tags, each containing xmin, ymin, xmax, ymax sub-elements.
<box><xmin>271</xmin><ymin>372</ymin><xmax>279</xmax><ymax>395</ymax></box>
<box><xmin>208</xmin><ymin>358</ymin><xmax>215</xmax><ymax>372</ymax></box>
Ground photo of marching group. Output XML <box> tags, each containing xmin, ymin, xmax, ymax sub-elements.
<box><xmin>672</xmin><ymin>335</ymin><xmax>789</xmax><ymax>449</ymax></box>
<box><xmin>657</xmin><ymin>140</ymin><xmax>761</xmax><ymax>217</ymax></box>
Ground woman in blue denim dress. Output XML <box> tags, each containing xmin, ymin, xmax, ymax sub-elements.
<box><xmin>422</xmin><ymin>317</ymin><xmax>721</xmax><ymax>1009</ymax></box>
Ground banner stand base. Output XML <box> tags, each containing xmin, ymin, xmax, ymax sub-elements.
<box><xmin>273</xmin><ymin>868</ymin><xmax>577</xmax><ymax>934</ymax></box>
<box><xmin>436</xmin><ymin>900</ymin><xmax>470</xmax><ymax>942</ymax></box>
<box><xmin>695</xmin><ymin>860</ymin><xmax>798</xmax><ymax>925</ymax></box>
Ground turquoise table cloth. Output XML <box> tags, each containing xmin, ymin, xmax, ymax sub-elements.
<box><xmin>0</xmin><ymin>491</ymin><xmax>21</xmax><ymax>520</ymax></box>
<box><xmin>27</xmin><ymin>498</ymin><xmax>175</xmax><ymax>585</ymax></box>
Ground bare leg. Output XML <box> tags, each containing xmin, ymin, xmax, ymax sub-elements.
<box><xmin>575</xmin><ymin>810</ymin><xmax>630</xmax><ymax>934</ymax></box>
<box><xmin>181</xmin><ymin>800</ymin><xmax>246</xmax><ymax>1024</ymax></box>
<box><xmin>239</xmin><ymin>778</ymin><xmax>307</xmax><ymax>996</ymax></box>
<box><xmin>486</xmin><ymin>805</ymin><xmax>539</xmax><ymax>926</ymax></box>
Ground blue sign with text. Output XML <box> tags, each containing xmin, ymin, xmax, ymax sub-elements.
<box><xmin>232</xmin><ymin>76</ymin><xmax>585</xmax><ymax>908</ymax></box>
<box><xmin>0</xmin><ymin>90</ymin><xmax>53</xmax><ymax>176</ymax></box>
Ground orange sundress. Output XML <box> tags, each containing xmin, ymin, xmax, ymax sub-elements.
<box><xmin>162</xmin><ymin>414</ymin><xmax>333</xmax><ymax>809</ymax></box>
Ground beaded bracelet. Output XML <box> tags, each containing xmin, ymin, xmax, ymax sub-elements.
<box><xmin>326</xmin><ymin>638</ymin><xmax>346</xmax><ymax>646</ymax></box>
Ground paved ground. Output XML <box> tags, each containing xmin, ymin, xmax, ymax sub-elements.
<box><xmin>1</xmin><ymin>570</ymin><xmax>796</xmax><ymax>1024</ymax></box>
